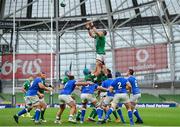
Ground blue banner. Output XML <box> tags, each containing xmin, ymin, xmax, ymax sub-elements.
<box><xmin>136</xmin><ymin>103</ymin><xmax>176</xmax><ymax>108</ymax></box>
<box><xmin>0</xmin><ymin>104</ymin><xmax>12</xmax><ymax>109</ymax></box>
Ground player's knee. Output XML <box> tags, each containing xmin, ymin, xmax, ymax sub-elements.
<box><xmin>125</xmin><ymin>102</ymin><xmax>132</xmax><ymax>110</ymax></box>
<box><xmin>36</xmin><ymin>104</ymin><xmax>41</xmax><ymax>109</ymax></box>
<box><xmin>27</xmin><ymin>107</ymin><xmax>32</xmax><ymax>112</ymax></box>
<box><xmin>69</xmin><ymin>101</ymin><xmax>76</xmax><ymax>108</ymax></box>
<box><xmin>111</xmin><ymin>102</ymin><xmax>117</xmax><ymax>109</ymax></box>
<box><xmin>60</xmin><ymin>104</ymin><xmax>66</xmax><ymax>109</ymax></box>
<box><xmin>130</xmin><ymin>102</ymin><xmax>136</xmax><ymax>109</ymax></box>
<box><xmin>102</xmin><ymin>101</ymin><xmax>108</xmax><ymax>107</ymax></box>
<box><xmin>42</xmin><ymin>102</ymin><xmax>47</xmax><ymax>109</ymax></box>
<box><xmin>92</xmin><ymin>101</ymin><xmax>99</xmax><ymax>108</ymax></box>
<box><xmin>82</xmin><ymin>103</ymin><xmax>87</xmax><ymax>109</ymax></box>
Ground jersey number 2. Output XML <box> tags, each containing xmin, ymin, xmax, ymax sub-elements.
<box><xmin>118</xmin><ymin>82</ymin><xmax>122</xmax><ymax>89</ymax></box>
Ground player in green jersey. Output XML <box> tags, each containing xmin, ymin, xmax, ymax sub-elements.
<box><xmin>85</xmin><ymin>21</ymin><xmax>108</xmax><ymax>77</ymax></box>
<box><xmin>22</xmin><ymin>77</ymin><xmax>33</xmax><ymax>93</ymax></box>
<box><xmin>62</xmin><ymin>70</ymin><xmax>71</xmax><ymax>85</ymax></box>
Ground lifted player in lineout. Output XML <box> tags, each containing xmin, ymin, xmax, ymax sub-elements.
<box><xmin>85</xmin><ymin>21</ymin><xmax>108</xmax><ymax>78</ymax></box>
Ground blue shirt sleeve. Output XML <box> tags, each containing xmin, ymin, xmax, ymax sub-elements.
<box><xmin>127</xmin><ymin>77</ymin><xmax>132</xmax><ymax>84</ymax></box>
<box><xmin>102</xmin><ymin>81</ymin><xmax>106</xmax><ymax>87</ymax></box>
<box><xmin>110</xmin><ymin>79</ymin><xmax>117</xmax><ymax>88</ymax></box>
<box><xmin>94</xmin><ymin>84</ymin><xmax>98</xmax><ymax>89</ymax></box>
<box><xmin>37</xmin><ymin>78</ymin><xmax>42</xmax><ymax>84</ymax></box>
<box><xmin>72</xmin><ymin>80</ymin><xmax>77</xmax><ymax>87</ymax></box>
<box><xmin>124</xmin><ymin>78</ymin><xmax>128</xmax><ymax>84</ymax></box>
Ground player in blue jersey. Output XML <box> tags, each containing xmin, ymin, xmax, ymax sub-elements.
<box><xmin>35</xmin><ymin>72</ymin><xmax>51</xmax><ymax>123</ymax></box>
<box><xmin>21</xmin><ymin>76</ymin><xmax>34</xmax><ymax>118</ymax></box>
<box><xmin>13</xmin><ymin>72</ymin><xmax>53</xmax><ymax>124</ymax></box>
<box><xmin>101</xmin><ymin>76</ymin><xmax>134</xmax><ymax>126</ymax></box>
<box><xmin>80</xmin><ymin>75</ymin><xmax>107</xmax><ymax>124</ymax></box>
<box><xmin>99</xmin><ymin>71</ymin><xmax>125</xmax><ymax>123</ymax></box>
<box><xmin>54</xmin><ymin>75</ymin><xmax>93</xmax><ymax>124</ymax></box>
<box><xmin>127</xmin><ymin>69</ymin><xmax>143</xmax><ymax>124</ymax></box>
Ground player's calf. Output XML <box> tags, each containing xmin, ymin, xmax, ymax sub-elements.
<box><xmin>13</xmin><ymin>108</ymin><xmax>29</xmax><ymax>123</ymax></box>
<box><xmin>67</xmin><ymin>101</ymin><xmax>77</xmax><ymax>123</ymax></box>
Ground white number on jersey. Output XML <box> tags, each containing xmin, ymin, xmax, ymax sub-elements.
<box><xmin>85</xmin><ymin>85</ymin><xmax>90</xmax><ymax>87</ymax></box>
<box><xmin>135</xmin><ymin>80</ymin><xmax>138</xmax><ymax>87</ymax></box>
<box><xmin>30</xmin><ymin>81</ymin><xmax>34</xmax><ymax>87</ymax></box>
<box><xmin>64</xmin><ymin>82</ymin><xmax>68</xmax><ymax>88</ymax></box>
<box><xmin>118</xmin><ymin>82</ymin><xmax>122</xmax><ymax>89</ymax></box>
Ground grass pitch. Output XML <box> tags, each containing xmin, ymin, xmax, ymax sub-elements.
<box><xmin>0</xmin><ymin>107</ymin><xmax>180</xmax><ymax>126</ymax></box>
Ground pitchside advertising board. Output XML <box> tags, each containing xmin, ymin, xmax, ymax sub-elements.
<box><xmin>115</xmin><ymin>44</ymin><xmax>168</xmax><ymax>72</ymax></box>
<box><xmin>0</xmin><ymin>54</ymin><xmax>55</xmax><ymax>79</ymax></box>
<box><xmin>0</xmin><ymin>103</ymin><xmax>176</xmax><ymax>109</ymax></box>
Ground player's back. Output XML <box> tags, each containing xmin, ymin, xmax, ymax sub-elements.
<box><xmin>60</xmin><ymin>80</ymin><xmax>76</xmax><ymax>95</ymax></box>
<box><xmin>39</xmin><ymin>78</ymin><xmax>46</xmax><ymax>94</ymax></box>
<box><xmin>127</xmin><ymin>76</ymin><xmax>140</xmax><ymax>95</ymax></box>
<box><xmin>23</xmin><ymin>80</ymin><xmax>31</xmax><ymax>91</ymax></box>
<box><xmin>95</xmin><ymin>35</ymin><xmax>105</xmax><ymax>54</ymax></box>
<box><xmin>26</xmin><ymin>77</ymin><xmax>42</xmax><ymax>96</ymax></box>
<box><xmin>111</xmin><ymin>77</ymin><xmax>128</xmax><ymax>94</ymax></box>
<box><xmin>102</xmin><ymin>79</ymin><xmax>114</xmax><ymax>96</ymax></box>
<box><xmin>81</xmin><ymin>83</ymin><xmax>98</xmax><ymax>94</ymax></box>
<box><xmin>62</xmin><ymin>76</ymin><xmax>69</xmax><ymax>84</ymax></box>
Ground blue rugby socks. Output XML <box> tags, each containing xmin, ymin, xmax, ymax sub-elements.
<box><xmin>128</xmin><ymin>110</ymin><xmax>134</xmax><ymax>125</ymax></box>
<box><xmin>17</xmin><ymin>108</ymin><xmax>28</xmax><ymax>117</ymax></box>
<box><xmin>117</xmin><ymin>108</ymin><xmax>125</xmax><ymax>123</ymax></box>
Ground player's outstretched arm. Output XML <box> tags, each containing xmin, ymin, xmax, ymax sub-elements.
<box><xmin>85</xmin><ymin>21</ymin><xmax>96</xmax><ymax>38</ymax></box>
<box><xmin>59</xmin><ymin>84</ymin><xmax>64</xmax><ymax>90</ymax></box>
<box><xmin>97</xmin><ymin>86</ymin><xmax>108</xmax><ymax>92</ymax></box>
<box><xmin>37</xmin><ymin>91</ymin><xmax>44</xmax><ymax>98</ymax></box>
<box><xmin>89</xmin><ymin>21</ymin><xmax>104</xmax><ymax>37</ymax></box>
<box><xmin>75</xmin><ymin>81</ymin><xmax>94</xmax><ymax>86</ymax></box>
<box><xmin>92</xmin><ymin>26</ymin><xmax>104</xmax><ymax>37</ymax></box>
<box><xmin>21</xmin><ymin>87</ymin><xmax>26</xmax><ymax>93</ymax></box>
<box><xmin>39</xmin><ymin>83</ymin><xmax>53</xmax><ymax>92</ymax></box>
<box><xmin>109</xmin><ymin>86</ymin><xmax>114</xmax><ymax>93</ymax></box>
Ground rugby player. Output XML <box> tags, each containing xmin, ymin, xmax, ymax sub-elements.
<box><xmin>13</xmin><ymin>73</ymin><xmax>53</xmax><ymax>124</ymax></box>
<box><xmin>80</xmin><ymin>74</ymin><xmax>107</xmax><ymax>124</ymax></box>
<box><xmin>54</xmin><ymin>74</ymin><xmax>93</xmax><ymax>124</ymax></box>
<box><xmin>101</xmin><ymin>76</ymin><xmax>134</xmax><ymax>125</ymax></box>
<box><xmin>99</xmin><ymin>70</ymin><xmax>125</xmax><ymax>123</ymax></box>
<box><xmin>85</xmin><ymin>21</ymin><xmax>108</xmax><ymax>77</ymax></box>
<box><xmin>127</xmin><ymin>69</ymin><xmax>143</xmax><ymax>124</ymax></box>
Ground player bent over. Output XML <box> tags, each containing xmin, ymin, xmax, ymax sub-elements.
<box><xmin>127</xmin><ymin>69</ymin><xmax>143</xmax><ymax>124</ymax></box>
<box><xmin>101</xmin><ymin>76</ymin><xmax>134</xmax><ymax>126</ymax></box>
<box><xmin>99</xmin><ymin>70</ymin><xmax>125</xmax><ymax>123</ymax></box>
<box><xmin>13</xmin><ymin>73</ymin><xmax>53</xmax><ymax>124</ymax></box>
<box><xmin>54</xmin><ymin>75</ymin><xmax>93</xmax><ymax>124</ymax></box>
<box><xmin>80</xmin><ymin>76</ymin><xmax>107</xmax><ymax>124</ymax></box>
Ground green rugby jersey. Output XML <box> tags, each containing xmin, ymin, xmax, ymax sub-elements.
<box><xmin>95</xmin><ymin>35</ymin><xmax>106</xmax><ymax>55</ymax></box>
<box><xmin>39</xmin><ymin>79</ymin><xmax>46</xmax><ymax>94</ymax></box>
<box><xmin>23</xmin><ymin>80</ymin><xmax>31</xmax><ymax>96</ymax></box>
